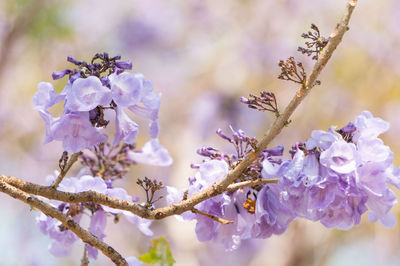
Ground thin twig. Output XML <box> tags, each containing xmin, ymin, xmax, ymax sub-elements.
<box><xmin>191</xmin><ymin>208</ymin><xmax>233</xmax><ymax>225</ymax></box>
<box><xmin>81</xmin><ymin>247</ymin><xmax>89</xmax><ymax>266</ymax></box>
<box><xmin>52</xmin><ymin>152</ymin><xmax>82</xmax><ymax>189</ymax></box>
<box><xmin>0</xmin><ymin>179</ymin><xmax>128</xmax><ymax>266</ymax></box>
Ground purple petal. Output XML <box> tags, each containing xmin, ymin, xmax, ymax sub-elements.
<box><xmin>78</xmin><ymin>175</ymin><xmax>107</xmax><ymax>193</ymax></box>
<box><xmin>113</xmin><ymin>107</ymin><xmax>139</xmax><ymax>146</ymax></box>
<box><xmin>124</xmin><ymin>212</ymin><xmax>153</xmax><ymax>236</ymax></box>
<box><xmin>65</xmin><ymin>76</ymin><xmax>112</xmax><ymax>112</ymax></box>
<box><xmin>115</xmin><ymin>60</ymin><xmax>133</xmax><ymax>70</ymax></box>
<box><xmin>149</xmin><ymin>120</ymin><xmax>159</xmax><ymax>138</ymax></box>
<box><xmin>110</xmin><ymin>72</ymin><xmax>144</xmax><ymax>107</ymax></box>
<box><xmin>198</xmin><ymin>159</ymin><xmax>229</xmax><ymax>186</ymax></box>
<box><xmin>127</xmin><ymin>139</ymin><xmax>173</xmax><ymax>166</ymax></box>
<box><xmin>320</xmin><ymin>140</ymin><xmax>357</xmax><ymax>174</ymax></box>
<box><xmin>354</xmin><ymin>111</ymin><xmax>390</xmax><ymax>140</ymax></box>
<box><xmin>52</xmin><ymin>69</ymin><xmax>71</xmax><ymax>80</ymax></box>
<box><xmin>33</xmin><ymin>82</ymin><xmax>65</xmax><ymax>111</ymax></box>
<box><xmin>265</xmin><ymin>145</ymin><xmax>284</xmax><ymax>156</ymax></box>
<box><xmin>52</xmin><ymin>112</ymin><xmax>107</xmax><ymax>153</ymax></box>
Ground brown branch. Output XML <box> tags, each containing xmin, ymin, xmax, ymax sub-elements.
<box><xmin>52</xmin><ymin>152</ymin><xmax>82</xmax><ymax>189</ymax></box>
<box><xmin>0</xmin><ymin>0</ymin><xmax>358</xmax><ymax>223</ymax></box>
<box><xmin>226</xmin><ymin>178</ymin><xmax>279</xmax><ymax>191</ymax></box>
<box><xmin>141</xmin><ymin>0</ymin><xmax>358</xmax><ymax>220</ymax></box>
<box><xmin>0</xmin><ymin>179</ymin><xmax>128</xmax><ymax>266</ymax></box>
<box><xmin>0</xmin><ymin>175</ymin><xmax>279</xmax><ymax>219</ymax></box>
<box><xmin>191</xmin><ymin>208</ymin><xmax>233</xmax><ymax>225</ymax></box>
<box><xmin>1</xmin><ymin>175</ymin><xmax>149</xmax><ymax>215</ymax></box>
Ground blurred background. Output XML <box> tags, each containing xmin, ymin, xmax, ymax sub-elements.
<box><xmin>0</xmin><ymin>0</ymin><xmax>399</xmax><ymax>265</ymax></box>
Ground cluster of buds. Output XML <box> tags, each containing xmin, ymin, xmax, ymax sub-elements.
<box><xmin>80</xmin><ymin>142</ymin><xmax>136</xmax><ymax>182</ymax></box>
<box><xmin>240</xmin><ymin>90</ymin><xmax>279</xmax><ymax>117</ymax></box>
<box><xmin>278</xmin><ymin>56</ymin><xmax>307</xmax><ymax>85</ymax></box>
<box><xmin>136</xmin><ymin>177</ymin><xmax>164</xmax><ymax>209</ymax></box>
<box><xmin>52</xmin><ymin>52</ymin><xmax>133</xmax><ymax>81</ymax></box>
<box><xmin>298</xmin><ymin>24</ymin><xmax>329</xmax><ymax>60</ymax></box>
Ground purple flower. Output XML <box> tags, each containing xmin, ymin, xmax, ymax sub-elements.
<box><xmin>265</xmin><ymin>145</ymin><xmax>284</xmax><ymax>156</ymax></box>
<box><xmin>356</xmin><ymin>138</ymin><xmax>392</xmax><ymax>164</ymax></box>
<box><xmin>33</xmin><ymin>82</ymin><xmax>65</xmax><ymax>112</ymax></box>
<box><xmin>305</xmin><ymin>130</ymin><xmax>339</xmax><ymax>150</ymax></box>
<box><xmin>50</xmin><ymin>112</ymin><xmax>107</xmax><ymax>153</ymax></box>
<box><xmin>319</xmin><ymin>194</ymin><xmax>368</xmax><ymax>230</ymax></box>
<box><xmin>252</xmin><ymin>185</ymin><xmax>296</xmax><ymax>238</ymax></box>
<box><xmin>86</xmin><ymin>209</ymin><xmax>107</xmax><ymax>259</ymax></box>
<box><xmin>127</xmin><ymin>139</ymin><xmax>173</xmax><ymax>166</ymax></box>
<box><xmin>109</xmin><ymin>72</ymin><xmax>144</xmax><ymax>108</ymax></box>
<box><xmin>36</xmin><ymin>212</ymin><xmax>81</xmax><ymax>257</ymax></box>
<box><xmin>65</xmin><ymin>76</ymin><xmax>112</xmax><ymax>112</ymax></box>
<box><xmin>113</xmin><ymin>107</ymin><xmax>139</xmax><ymax>146</ymax></box>
<box><xmin>36</xmin><ymin>62</ymin><xmax>168</xmax><ymax>153</ymax></box>
<box><xmin>357</xmin><ymin>162</ymin><xmax>398</xmax><ymax>227</ymax></box>
<box><xmin>319</xmin><ymin>140</ymin><xmax>357</xmax><ymax>174</ymax></box>
<box><xmin>115</xmin><ymin>60</ymin><xmax>133</xmax><ymax>70</ymax></box>
<box><xmin>354</xmin><ymin>110</ymin><xmax>390</xmax><ymax>141</ymax></box>
<box><xmin>124</xmin><ymin>212</ymin><xmax>154</xmax><ymax>236</ymax></box>
<box><xmin>52</xmin><ymin>69</ymin><xmax>72</xmax><ymax>80</ymax></box>
<box><xmin>198</xmin><ymin>160</ymin><xmax>229</xmax><ymax>187</ymax></box>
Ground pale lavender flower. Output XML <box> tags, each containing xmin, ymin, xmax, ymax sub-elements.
<box><xmin>113</xmin><ymin>107</ymin><xmax>139</xmax><ymax>146</ymax></box>
<box><xmin>86</xmin><ymin>209</ymin><xmax>107</xmax><ymax>259</ymax></box>
<box><xmin>198</xmin><ymin>159</ymin><xmax>229</xmax><ymax>187</ymax></box>
<box><xmin>33</xmin><ymin>82</ymin><xmax>65</xmax><ymax>112</ymax></box>
<box><xmin>127</xmin><ymin>139</ymin><xmax>173</xmax><ymax>166</ymax></box>
<box><xmin>50</xmin><ymin>112</ymin><xmax>107</xmax><ymax>153</ymax></box>
<box><xmin>124</xmin><ymin>212</ymin><xmax>154</xmax><ymax>236</ymax></box>
<box><xmin>354</xmin><ymin>110</ymin><xmax>390</xmax><ymax>141</ymax></box>
<box><xmin>65</xmin><ymin>76</ymin><xmax>112</xmax><ymax>112</ymax></box>
<box><xmin>109</xmin><ymin>72</ymin><xmax>144</xmax><ymax>108</ymax></box>
<box><xmin>36</xmin><ymin>212</ymin><xmax>81</xmax><ymax>257</ymax></box>
<box><xmin>37</xmin><ymin>173</ymin><xmax>151</xmax><ymax>260</ymax></box>
<box><xmin>305</xmin><ymin>129</ymin><xmax>339</xmax><ymax>150</ymax></box>
<box><xmin>319</xmin><ymin>140</ymin><xmax>357</xmax><ymax>174</ymax></box>
<box><xmin>77</xmin><ymin>175</ymin><xmax>108</xmax><ymax>193</ymax></box>
<box><xmin>252</xmin><ymin>185</ymin><xmax>296</xmax><ymax>238</ymax></box>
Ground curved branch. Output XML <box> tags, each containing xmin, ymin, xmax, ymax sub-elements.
<box><xmin>145</xmin><ymin>0</ymin><xmax>358</xmax><ymax>220</ymax></box>
<box><xmin>0</xmin><ymin>179</ymin><xmax>128</xmax><ymax>266</ymax></box>
<box><xmin>0</xmin><ymin>0</ymin><xmax>358</xmax><ymax>221</ymax></box>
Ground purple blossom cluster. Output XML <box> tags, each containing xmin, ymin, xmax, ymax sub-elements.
<box><xmin>269</xmin><ymin>111</ymin><xmax>400</xmax><ymax>229</ymax></box>
<box><xmin>167</xmin><ymin>111</ymin><xmax>400</xmax><ymax>250</ymax></box>
<box><xmin>33</xmin><ymin>54</ymin><xmax>173</xmax><ymax>263</ymax></box>
<box><xmin>36</xmin><ymin>172</ymin><xmax>151</xmax><ymax>262</ymax></box>
<box><xmin>32</xmin><ymin>53</ymin><xmax>168</xmax><ymax>157</ymax></box>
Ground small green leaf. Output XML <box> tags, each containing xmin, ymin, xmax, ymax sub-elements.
<box><xmin>139</xmin><ymin>237</ymin><xmax>175</xmax><ymax>266</ymax></box>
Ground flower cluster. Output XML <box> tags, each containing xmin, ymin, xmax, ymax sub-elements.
<box><xmin>268</xmin><ymin>111</ymin><xmax>400</xmax><ymax>229</ymax></box>
<box><xmin>167</xmin><ymin>111</ymin><xmax>400</xmax><ymax>250</ymax></box>
<box><xmin>37</xmin><ymin>172</ymin><xmax>152</xmax><ymax>259</ymax></box>
<box><xmin>33</xmin><ymin>54</ymin><xmax>173</xmax><ymax>263</ymax></box>
<box><xmin>32</xmin><ymin>53</ymin><xmax>167</xmax><ymax>156</ymax></box>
